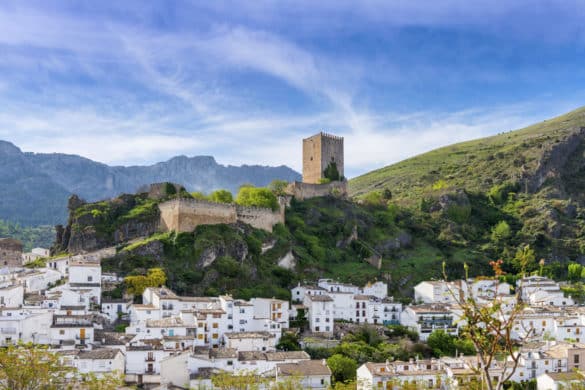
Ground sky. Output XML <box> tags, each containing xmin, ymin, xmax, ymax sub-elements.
<box><xmin>0</xmin><ymin>1</ymin><xmax>585</xmax><ymax>177</ymax></box>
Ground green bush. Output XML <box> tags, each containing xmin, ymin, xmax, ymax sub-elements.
<box><xmin>323</xmin><ymin>161</ymin><xmax>341</xmax><ymax>181</ymax></box>
<box><xmin>209</xmin><ymin>190</ymin><xmax>233</xmax><ymax>204</ymax></box>
<box><xmin>236</xmin><ymin>186</ymin><xmax>279</xmax><ymax>211</ymax></box>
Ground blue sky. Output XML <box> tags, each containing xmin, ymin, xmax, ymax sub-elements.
<box><xmin>1</xmin><ymin>1</ymin><xmax>585</xmax><ymax>177</ymax></box>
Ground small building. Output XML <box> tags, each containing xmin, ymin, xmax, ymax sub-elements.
<box><xmin>357</xmin><ymin>360</ymin><xmax>449</xmax><ymax>390</ymax></box>
<box><xmin>276</xmin><ymin>359</ymin><xmax>332</xmax><ymax>389</ymax></box>
<box><xmin>400</xmin><ymin>304</ymin><xmax>458</xmax><ymax>341</ymax></box>
<box><xmin>537</xmin><ymin>371</ymin><xmax>585</xmax><ymax>390</ymax></box>
<box><xmin>0</xmin><ymin>238</ymin><xmax>23</xmax><ymax>268</ymax></box>
<box><xmin>304</xmin><ymin>294</ymin><xmax>334</xmax><ymax>334</ymax></box>
<box><xmin>101</xmin><ymin>299</ymin><xmax>132</xmax><ymax>323</ymax></box>
<box><xmin>22</xmin><ymin>248</ymin><xmax>50</xmax><ymax>264</ymax></box>
<box><xmin>61</xmin><ymin>348</ymin><xmax>125</xmax><ymax>376</ymax></box>
<box><xmin>223</xmin><ymin>331</ymin><xmax>277</xmax><ymax>352</ymax></box>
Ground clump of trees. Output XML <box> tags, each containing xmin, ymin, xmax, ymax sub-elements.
<box><xmin>0</xmin><ymin>343</ymin><xmax>123</xmax><ymax>390</ymax></box>
<box><xmin>236</xmin><ymin>186</ymin><xmax>279</xmax><ymax>211</ymax></box>
<box><xmin>125</xmin><ymin>267</ymin><xmax>167</xmax><ymax>295</ymax></box>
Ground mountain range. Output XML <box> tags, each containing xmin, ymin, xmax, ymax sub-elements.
<box><xmin>0</xmin><ymin>141</ymin><xmax>300</xmax><ymax>226</ymax></box>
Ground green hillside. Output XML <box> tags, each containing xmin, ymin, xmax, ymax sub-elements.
<box><xmin>53</xmin><ymin>106</ymin><xmax>585</xmax><ymax>300</ymax></box>
<box><xmin>350</xmin><ymin>106</ymin><xmax>585</xmax><ymax>202</ymax></box>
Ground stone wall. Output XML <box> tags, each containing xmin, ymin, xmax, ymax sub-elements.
<box><xmin>286</xmin><ymin>180</ymin><xmax>348</xmax><ymax>201</ymax></box>
<box><xmin>158</xmin><ymin>198</ymin><xmax>285</xmax><ymax>233</ymax></box>
<box><xmin>0</xmin><ymin>238</ymin><xmax>23</xmax><ymax>267</ymax></box>
<box><xmin>236</xmin><ymin>200</ymin><xmax>286</xmax><ymax>233</ymax></box>
<box><xmin>158</xmin><ymin>198</ymin><xmax>237</xmax><ymax>233</ymax></box>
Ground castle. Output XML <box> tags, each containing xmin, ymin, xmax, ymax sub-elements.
<box><xmin>157</xmin><ymin>131</ymin><xmax>347</xmax><ymax>233</ymax></box>
<box><xmin>302</xmin><ymin>132</ymin><xmax>344</xmax><ymax>184</ymax></box>
<box><xmin>287</xmin><ymin>132</ymin><xmax>348</xmax><ymax>200</ymax></box>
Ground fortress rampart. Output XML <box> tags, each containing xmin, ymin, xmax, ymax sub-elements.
<box><xmin>158</xmin><ymin>198</ymin><xmax>285</xmax><ymax>233</ymax></box>
<box><xmin>286</xmin><ymin>180</ymin><xmax>348</xmax><ymax>200</ymax></box>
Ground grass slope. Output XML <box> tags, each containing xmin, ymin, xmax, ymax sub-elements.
<box><xmin>350</xmin><ymin>106</ymin><xmax>585</xmax><ymax>201</ymax></box>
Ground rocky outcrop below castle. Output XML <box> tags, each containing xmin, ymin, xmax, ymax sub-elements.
<box><xmin>52</xmin><ymin>194</ymin><xmax>160</xmax><ymax>255</ymax></box>
<box><xmin>0</xmin><ymin>140</ymin><xmax>300</xmax><ymax>226</ymax></box>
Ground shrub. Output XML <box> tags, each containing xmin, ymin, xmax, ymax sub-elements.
<box><xmin>491</xmin><ymin>220</ymin><xmax>511</xmax><ymax>242</ymax></box>
<box><xmin>236</xmin><ymin>186</ymin><xmax>279</xmax><ymax>211</ymax></box>
<box><xmin>323</xmin><ymin>162</ymin><xmax>341</xmax><ymax>181</ymax></box>
<box><xmin>209</xmin><ymin>190</ymin><xmax>233</xmax><ymax>204</ymax></box>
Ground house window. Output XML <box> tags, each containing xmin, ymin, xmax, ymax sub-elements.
<box><xmin>59</xmin><ymin>330</ymin><xmax>65</xmax><ymax>335</ymax></box>
<box><xmin>87</xmin><ymin>276</ymin><xmax>93</xmax><ymax>282</ymax></box>
<box><xmin>212</xmin><ymin>323</ymin><xmax>218</xmax><ymax>328</ymax></box>
<box><xmin>197</xmin><ymin>334</ymin><xmax>203</xmax><ymax>339</ymax></box>
<box><xmin>315</xmin><ymin>326</ymin><xmax>320</xmax><ymax>332</ymax></box>
<box><xmin>575</xmin><ymin>355</ymin><xmax>580</xmax><ymax>364</ymax></box>
<box><xmin>227</xmin><ymin>360</ymin><xmax>233</xmax><ymax>366</ymax></box>
<box><xmin>212</xmin><ymin>333</ymin><xmax>218</xmax><ymax>339</ymax></box>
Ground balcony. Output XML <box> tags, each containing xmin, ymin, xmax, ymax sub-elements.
<box><xmin>145</xmin><ymin>356</ymin><xmax>156</xmax><ymax>362</ymax></box>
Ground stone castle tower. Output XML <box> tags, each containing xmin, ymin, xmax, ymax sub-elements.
<box><xmin>302</xmin><ymin>132</ymin><xmax>344</xmax><ymax>184</ymax></box>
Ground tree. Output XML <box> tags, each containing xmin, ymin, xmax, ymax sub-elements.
<box><xmin>0</xmin><ymin>343</ymin><xmax>123</xmax><ymax>390</ymax></box>
<box><xmin>427</xmin><ymin>330</ymin><xmax>455</xmax><ymax>357</ymax></box>
<box><xmin>568</xmin><ymin>263</ymin><xmax>584</xmax><ymax>282</ymax></box>
<box><xmin>209</xmin><ymin>190</ymin><xmax>233</xmax><ymax>204</ymax></box>
<box><xmin>191</xmin><ymin>191</ymin><xmax>208</xmax><ymax>200</ymax></box>
<box><xmin>323</xmin><ymin>162</ymin><xmax>341</xmax><ymax>181</ymax></box>
<box><xmin>268</xmin><ymin>180</ymin><xmax>289</xmax><ymax>196</ymax></box>
<box><xmin>491</xmin><ymin>221</ymin><xmax>511</xmax><ymax>243</ymax></box>
<box><xmin>0</xmin><ymin>342</ymin><xmax>71</xmax><ymax>390</ymax></box>
<box><xmin>443</xmin><ymin>260</ymin><xmax>531</xmax><ymax>390</ymax></box>
<box><xmin>513</xmin><ymin>245</ymin><xmax>535</xmax><ymax>277</ymax></box>
<box><xmin>164</xmin><ymin>182</ymin><xmax>177</xmax><ymax>196</ymax></box>
<box><xmin>75</xmin><ymin>371</ymin><xmax>124</xmax><ymax>390</ymax></box>
<box><xmin>327</xmin><ymin>354</ymin><xmax>357</xmax><ymax>383</ymax></box>
<box><xmin>427</xmin><ymin>330</ymin><xmax>475</xmax><ymax>357</ymax></box>
<box><xmin>125</xmin><ymin>267</ymin><xmax>167</xmax><ymax>296</ymax></box>
<box><xmin>276</xmin><ymin>333</ymin><xmax>301</xmax><ymax>351</ymax></box>
<box><xmin>211</xmin><ymin>370</ymin><xmax>266</xmax><ymax>390</ymax></box>
<box><xmin>236</xmin><ymin>187</ymin><xmax>279</xmax><ymax>211</ymax></box>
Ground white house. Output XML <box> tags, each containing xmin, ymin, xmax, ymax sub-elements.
<box><xmin>357</xmin><ymin>359</ymin><xmax>449</xmax><ymax>390</ymax></box>
<box><xmin>276</xmin><ymin>359</ymin><xmax>332</xmax><ymax>389</ymax></box>
<box><xmin>72</xmin><ymin>348</ymin><xmax>125</xmax><ymax>376</ymax></box>
<box><xmin>400</xmin><ymin>304</ymin><xmax>458</xmax><ymax>341</ymax></box>
<box><xmin>250</xmin><ymin>297</ymin><xmax>290</xmax><ymax>329</ymax></box>
<box><xmin>101</xmin><ymin>299</ymin><xmax>131</xmax><ymax>323</ymax></box>
<box><xmin>537</xmin><ymin>371</ymin><xmax>585</xmax><ymax>390</ymax></box>
<box><xmin>0</xmin><ymin>284</ymin><xmax>23</xmax><ymax>307</ymax></box>
<box><xmin>304</xmin><ymin>294</ymin><xmax>334</xmax><ymax>334</ymax></box>
<box><xmin>125</xmin><ymin>345</ymin><xmax>170</xmax><ymax>385</ymax></box>
<box><xmin>50</xmin><ymin>314</ymin><xmax>94</xmax><ymax>347</ymax></box>
<box><xmin>0</xmin><ymin>308</ymin><xmax>52</xmax><ymax>345</ymax></box>
<box><xmin>223</xmin><ymin>331</ymin><xmax>277</xmax><ymax>352</ymax></box>
<box><xmin>22</xmin><ymin>248</ymin><xmax>50</xmax><ymax>264</ymax></box>
<box><xmin>19</xmin><ymin>269</ymin><xmax>62</xmax><ymax>293</ymax></box>
<box><xmin>68</xmin><ymin>261</ymin><xmax>101</xmax><ymax>305</ymax></box>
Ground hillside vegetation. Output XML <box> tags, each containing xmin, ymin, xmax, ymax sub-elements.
<box><xmin>60</xmin><ymin>106</ymin><xmax>585</xmax><ymax>299</ymax></box>
<box><xmin>351</xmin><ymin>106</ymin><xmax>585</xmax><ymax>264</ymax></box>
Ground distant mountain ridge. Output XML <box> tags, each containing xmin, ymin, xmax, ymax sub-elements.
<box><xmin>0</xmin><ymin>141</ymin><xmax>300</xmax><ymax>226</ymax></box>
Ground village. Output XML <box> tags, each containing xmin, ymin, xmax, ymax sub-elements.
<box><xmin>0</xmin><ymin>237</ymin><xmax>584</xmax><ymax>389</ymax></box>
<box><xmin>0</xmin><ymin>133</ymin><xmax>582</xmax><ymax>389</ymax></box>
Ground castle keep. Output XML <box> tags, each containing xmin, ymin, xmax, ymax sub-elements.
<box><xmin>302</xmin><ymin>132</ymin><xmax>344</xmax><ymax>184</ymax></box>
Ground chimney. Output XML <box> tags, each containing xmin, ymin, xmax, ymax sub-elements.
<box><xmin>322</xmin><ymin>359</ymin><xmax>327</xmax><ymax>366</ymax></box>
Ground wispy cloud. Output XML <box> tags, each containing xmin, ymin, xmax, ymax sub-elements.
<box><xmin>0</xmin><ymin>1</ymin><xmax>583</xmax><ymax>178</ymax></box>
